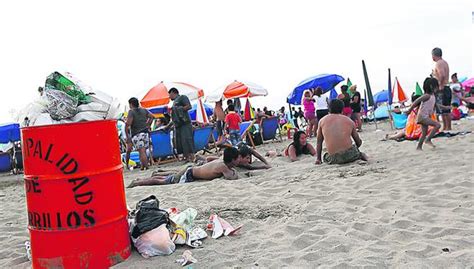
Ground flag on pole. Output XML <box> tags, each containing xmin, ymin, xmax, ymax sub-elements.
<box><xmin>392</xmin><ymin>78</ymin><xmax>408</xmax><ymax>103</ymax></box>
<box><xmin>195</xmin><ymin>98</ymin><xmax>209</xmax><ymax>123</ymax></box>
<box><xmin>244</xmin><ymin>98</ymin><xmax>255</xmax><ymax>121</ymax></box>
<box><xmin>347</xmin><ymin>78</ymin><xmax>353</xmax><ymax>97</ymax></box>
<box><xmin>388</xmin><ymin>69</ymin><xmax>393</xmax><ymax>105</ymax></box>
<box><xmin>415</xmin><ymin>82</ymin><xmax>423</xmax><ymax>96</ymax></box>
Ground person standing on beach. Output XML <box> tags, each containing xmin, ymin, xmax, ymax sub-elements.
<box><xmin>349</xmin><ymin>85</ymin><xmax>363</xmax><ymax>131</ymax></box>
<box><xmin>431</xmin><ymin>47</ymin><xmax>451</xmax><ymax>131</ymax></box>
<box><xmin>315</xmin><ymin>99</ymin><xmax>368</xmax><ymax>165</ymax></box>
<box><xmin>126</xmin><ymin>97</ymin><xmax>154</xmax><ymax>170</ymax></box>
<box><xmin>313</xmin><ymin>87</ymin><xmax>329</xmax><ymax>130</ymax></box>
<box><xmin>213</xmin><ymin>99</ymin><xmax>226</xmax><ymax>142</ymax></box>
<box><xmin>169</xmin><ymin>87</ymin><xmax>195</xmax><ymax>162</ymax></box>
<box><xmin>338</xmin><ymin>85</ymin><xmax>352</xmax><ymax>118</ymax></box>
<box><xmin>405</xmin><ymin>78</ymin><xmax>447</xmax><ymax>150</ymax></box>
<box><xmin>291</xmin><ymin>106</ymin><xmax>300</xmax><ymax>129</ymax></box>
<box><xmin>224</xmin><ymin>104</ymin><xmax>242</xmax><ymax>146</ymax></box>
<box><xmin>450</xmin><ymin>73</ymin><xmax>463</xmax><ymax>106</ymax></box>
<box><xmin>302</xmin><ymin>89</ymin><xmax>317</xmax><ymax>137</ymax></box>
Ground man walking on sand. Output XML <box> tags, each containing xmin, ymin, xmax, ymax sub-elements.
<box><xmin>315</xmin><ymin>99</ymin><xmax>368</xmax><ymax>165</ymax></box>
<box><xmin>431</xmin><ymin>47</ymin><xmax>451</xmax><ymax>131</ymax></box>
<box><xmin>126</xmin><ymin>97</ymin><xmax>154</xmax><ymax>170</ymax></box>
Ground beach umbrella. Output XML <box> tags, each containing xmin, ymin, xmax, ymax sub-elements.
<box><xmin>388</xmin><ymin>69</ymin><xmax>393</xmax><ymax>105</ymax></box>
<box><xmin>188</xmin><ymin>101</ymin><xmax>213</xmax><ymax>123</ymax></box>
<box><xmin>373</xmin><ymin>90</ymin><xmax>390</xmax><ymax>105</ymax></box>
<box><xmin>461</xmin><ymin>77</ymin><xmax>474</xmax><ymax>91</ymax></box>
<box><xmin>140</xmin><ymin>82</ymin><xmax>205</xmax><ymax>116</ymax></box>
<box><xmin>362</xmin><ymin>61</ymin><xmax>374</xmax><ymax>107</ymax></box>
<box><xmin>415</xmin><ymin>82</ymin><xmax>423</xmax><ymax>96</ymax></box>
<box><xmin>392</xmin><ymin>78</ymin><xmax>408</xmax><ymax>103</ymax></box>
<box><xmin>329</xmin><ymin>88</ymin><xmax>338</xmax><ymax>100</ymax></box>
<box><xmin>287</xmin><ymin>74</ymin><xmax>345</xmax><ymax>105</ymax></box>
<box><xmin>206</xmin><ymin>80</ymin><xmax>268</xmax><ymax>103</ymax></box>
<box><xmin>363</xmin><ymin>89</ymin><xmax>368</xmax><ymax>115</ymax></box>
<box><xmin>0</xmin><ymin>123</ymin><xmax>20</xmax><ymax>144</ymax></box>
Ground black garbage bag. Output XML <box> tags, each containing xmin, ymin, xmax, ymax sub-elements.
<box><xmin>131</xmin><ymin>195</ymin><xmax>170</xmax><ymax>239</ymax></box>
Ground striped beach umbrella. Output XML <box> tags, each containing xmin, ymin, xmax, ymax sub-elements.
<box><xmin>206</xmin><ymin>80</ymin><xmax>268</xmax><ymax>102</ymax></box>
<box><xmin>140</xmin><ymin>82</ymin><xmax>204</xmax><ymax>116</ymax></box>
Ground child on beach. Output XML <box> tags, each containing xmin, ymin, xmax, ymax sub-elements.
<box><xmin>405</xmin><ymin>77</ymin><xmax>449</xmax><ymax>150</ymax></box>
<box><xmin>302</xmin><ymin>89</ymin><xmax>317</xmax><ymax>137</ymax></box>
<box><xmin>224</xmin><ymin>104</ymin><xmax>242</xmax><ymax>146</ymax></box>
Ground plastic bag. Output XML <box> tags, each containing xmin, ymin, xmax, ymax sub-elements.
<box><xmin>45</xmin><ymin>71</ymin><xmax>91</xmax><ymax>104</ymax></box>
<box><xmin>170</xmin><ymin>208</ymin><xmax>197</xmax><ymax>231</ymax></box>
<box><xmin>15</xmin><ymin>97</ymin><xmax>49</xmax><ymax>125</ymax></box>
<box><xmin>45</xmin><ymin>89</ymin><xmax>78</xmax><ymax>120</ymax></box>
<box><xmin>133</xmin><ymin>224</ymin><xmax>176</xmax><ymax>258</ymax></box>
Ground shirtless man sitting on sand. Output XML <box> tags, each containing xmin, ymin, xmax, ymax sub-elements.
<box><xmin>127</xmin><ymin>147</ymin><xmax>241</xmax><ymax>188</ymax></box>
<box><xmin>315</xmin><ymin>99</ymin><xmax>368</xmax><ymax>165</ymax></box>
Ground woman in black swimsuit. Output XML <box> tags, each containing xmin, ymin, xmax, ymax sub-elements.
<box><xmin>284</xmin><ymin>131</ymin><xmax>316</xmax><ymax>162</ymax></box>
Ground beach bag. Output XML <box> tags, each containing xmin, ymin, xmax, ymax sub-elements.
<box><xmin>131</xmin><ymin>195</ymin><xmax>170</xmax><ymax>239</ymax></box>
<box><xmin>252</xmin><ymin>131</ymin><xmax>263</xmax><ymax>146</ymax></box>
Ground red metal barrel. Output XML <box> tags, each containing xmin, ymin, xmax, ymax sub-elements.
<box><xmin>22</xmin><ymin>120</ymin><xmax>131</xmax><ymax>268</ymax></box>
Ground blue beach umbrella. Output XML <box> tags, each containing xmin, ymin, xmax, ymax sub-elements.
<box><xmin>373</xmin><ymin>90</ymin><xmax>390</xmax><ymax>106</ymax></box>
<box><xmin>329</xmin><ymin>88</ymin><xmax>338</xmax><ymax>100</ymax></box>
<box><xmin>188</xmin><ymin>102</ymin><xmax>213</xmax><ymax>121</ymax></box>
<box><xmin>287</xmin><ymin>74</ymin><xmax>345</xmax><ymax>105</ymax></box>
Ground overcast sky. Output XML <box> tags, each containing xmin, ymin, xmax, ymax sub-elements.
<box><xmin>0</xmin><ymin>0</ymin><xmax>472</xmax><ymax>123</ymax></box>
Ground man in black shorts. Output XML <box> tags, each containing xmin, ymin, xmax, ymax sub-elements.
<box><xmin>432</xmin><ymin>47</ymin><xmax>451</xmax><ymax>130</ymax></box>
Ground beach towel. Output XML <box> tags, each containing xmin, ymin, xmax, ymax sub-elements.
<box><xmin>404</xmin><ymin>111</ymin><xmax>438</xmax><ymax>140</ymax></box>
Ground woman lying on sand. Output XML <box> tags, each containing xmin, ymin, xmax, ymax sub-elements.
<box><xmin>265</xmin><ymin>130</ymin><xmax>316</xmax><ymax>162</ymax></box>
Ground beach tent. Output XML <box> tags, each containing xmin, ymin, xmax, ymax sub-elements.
<box><xmin>206</xmin><ymin>80</ymin><xmax>268</xmax><ymax>103</ymax></box>
<box><xmin>287</xmin><ymin>74</ymin><xmax>344</xmax><ymax>105</ymax></box>
<box><xmin>373</xmin><ymin>106</ymin><xmax>389</xmax><ymax>120</ymax></box>
<box><xmin>140</xmin><ymin>82</ymin><xmax>205</xmax><ymax>117</ymax></box>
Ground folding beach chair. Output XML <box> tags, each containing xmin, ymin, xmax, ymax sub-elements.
<box><xmin>391</xmin><ymin>112</ymin><xmax>408</xmax><ymax>129</ymax></box>
<box><xmin>0</xmin><ymin>123</ymin><xmax>21</xmax><ymax>174</ymax></box>
<box><xmin>149</xmin><ymin>130</ymin><xmax>178</xmax><ymax>165</ymax></box>
<box><xmin>260</xmin><ymin>116</ymin><xmax>282</xmax><ymax>143</ymax></box>
<box><xmin>0</xmin><ymin>152</ymin><xmax>12</xmax><ymax>173</ymax></box>
<box><xmin>193</xmin><ymin>126</ymin><xmax>218</xmax><ymax>154</ymax></box>
<box><xmin>239</xmin><ymin>121</ymin><xmax>256</xmax><ymax>148</ymax></box>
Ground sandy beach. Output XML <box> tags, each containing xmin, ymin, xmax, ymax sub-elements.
<box><xmin>1</xmin><ymin>118</ymin><xmax>473</xmax><ymax>268</ymax></box>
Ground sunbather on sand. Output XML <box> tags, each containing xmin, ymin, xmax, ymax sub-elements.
<box><xmin>127</xmin><ymin>147</ymin><xmax>240</xmax><ymax>188</ymax></box>
<box><xmin>315</xmin><ymin>99</ymin><xmax>368</xmax><ymax>165</ymax></box>
<box><xmin>263</xmin><ymin>131</ymin><xmax>316</xmax><ymax>161</ymax></box>
<box><xmin>196</xmin><ymin>144</ymin><xmax>271</xmax><ymax>170</ymax></box>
